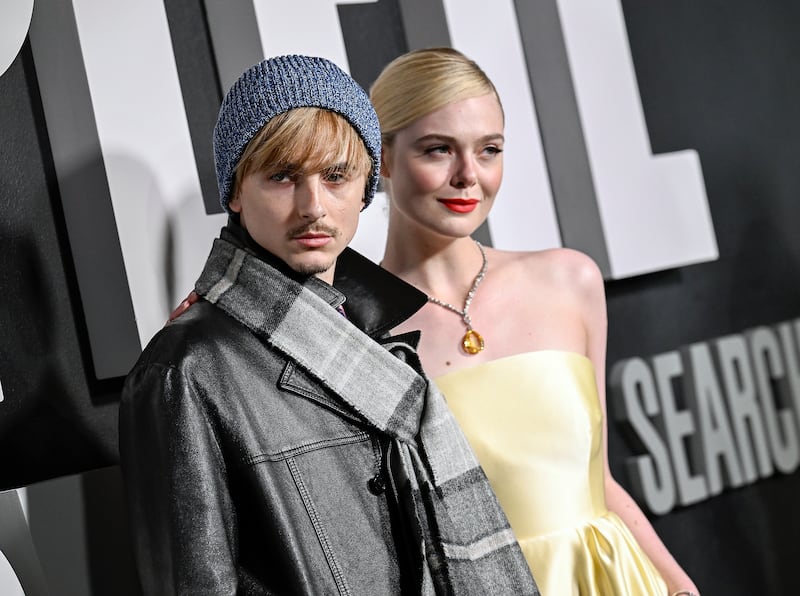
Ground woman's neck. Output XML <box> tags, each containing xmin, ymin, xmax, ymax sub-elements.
<box><xmin>381</xmin><ymin>230</ymin><xmax>487</xmax><ymax>304</ymax></box>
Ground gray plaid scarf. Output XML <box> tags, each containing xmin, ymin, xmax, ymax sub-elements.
<box><xmin>195</xmin><ymin>236</ymin><xmax>539</xmax><ymax>595</ymax></box>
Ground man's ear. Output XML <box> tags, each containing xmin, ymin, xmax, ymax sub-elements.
<box><xmin>228</xmin><ymin>190</ymin><xmax>242</xmax><ymax>213</ymax></box>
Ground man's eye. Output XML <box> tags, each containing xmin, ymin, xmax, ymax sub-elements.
<box><xmin>269</xmin><ymin>172</ymin><xmax>292</xmax><ymax>182</ymax></box>
<box><xmin>325</xmin><ymin>170</ymin><xmax>348</xmax><ymax>183</ymax></box>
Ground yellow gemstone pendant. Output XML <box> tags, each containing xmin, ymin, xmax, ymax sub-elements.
<box><xmin>461</xmin><ymin>329</ymin><xmax>485</xmax><ymax>355</ymax></box>
<box><xmin>426</xmin><ymin>241</ymin><xmax>489</xmax><ymax>357</ymax></box>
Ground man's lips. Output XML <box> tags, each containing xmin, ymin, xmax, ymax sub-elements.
<box><xmin>437</xmin><ymin>198</ymin><xmax>480</xmax><ymax>213</ymax></box>
<box><xmin>292</xmin><ymin>233</ymin><xmax>333</xmax><ymax>248</ymax></box>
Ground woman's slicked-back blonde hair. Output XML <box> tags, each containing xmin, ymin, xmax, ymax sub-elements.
<box><xmin>369</xmin><ymin>47</ymin><xmax>502</xmax><ymax>145</ymax></box>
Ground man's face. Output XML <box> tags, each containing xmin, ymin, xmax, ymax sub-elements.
<box><xmin>229</xmin><ymin>163</ymin><xmax>366</xmax><ymax>284</ymax></box>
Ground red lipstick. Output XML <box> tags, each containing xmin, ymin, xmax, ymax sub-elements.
<box><xmin>437</xmin><ymin>198</ymin><xmax>479</xmax><ymax>213</ymax></box>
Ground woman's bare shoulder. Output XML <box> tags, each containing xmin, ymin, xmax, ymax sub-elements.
<box><xmin>488</xmin><ymin>246</ymin><xmax>603</xmax><ymax>289</ymax></box>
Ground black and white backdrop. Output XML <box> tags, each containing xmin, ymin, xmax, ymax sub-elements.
<box><xmin>1</xmin><ymin>1</ymin><xmax>798</xmax><ymax>593</ymax></box>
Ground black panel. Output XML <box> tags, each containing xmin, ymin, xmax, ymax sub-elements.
<box><xmin>0</xmin><ymin>43</ymin><xmax>119</xmax><ymax>489</ymax></box>
<box><xmin>164</xmin><ymin>0</ymin><xmax>225</xmax><ymax>215</ymax></box>
<box><xmin>338</xmin><ymin>0</ymin><xmax>407</xmax><ymax>90</ymax></box>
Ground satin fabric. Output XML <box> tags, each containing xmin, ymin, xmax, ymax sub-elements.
<box><xmin>435</xmin><ymin>350</ymin><xmax>667</xmax><ymax>595</ymax></box>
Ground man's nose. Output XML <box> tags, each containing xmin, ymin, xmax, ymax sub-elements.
<box><xmin>296</xmin><ymin>176</ymin><xmax>327</xmax><ymax>219</ymax></box>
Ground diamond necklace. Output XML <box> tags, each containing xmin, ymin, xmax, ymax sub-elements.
<box><xmin>426</xmin><ymin>240</ymin><xmax>487</xmax><ymax>355</ymax></box>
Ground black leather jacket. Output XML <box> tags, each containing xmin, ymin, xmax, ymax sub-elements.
<box><xmin>119</xmin><ymin>224</ymin><xmax>427</xmax><ymax>595</ymax></box>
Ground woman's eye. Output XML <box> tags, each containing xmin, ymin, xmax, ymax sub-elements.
<box><xmin>424</xmin><ymin>145</ymin><xmax>450</xmax><ymax>155</ymax></box>
<box><xmin>484</xmin><ymin>146</ymin><xmax>503</xmax><ymax>155</ymax></box>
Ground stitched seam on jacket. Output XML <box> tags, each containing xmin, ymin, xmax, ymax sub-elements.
<box><xmin>287</xmin><ymin>457</ymin><xmax>352</xmax><ymax>596</ymax></box>
<box><xmin>245</xmin><ymin>432</ymin><xmax>370</xmax><ymax>466</ymax></box>
<box><xmin>279</xmin><ymin>362</ymin><xmax>363</xmax><ymax>422</ymax></box>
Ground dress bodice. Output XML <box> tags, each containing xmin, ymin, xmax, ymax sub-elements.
<box><xmin>435</xmin><ymin>350</ymin><xmax>667</xmax><ymax>595</ymax></box>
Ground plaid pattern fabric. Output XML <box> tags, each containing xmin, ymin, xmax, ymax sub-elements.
<box><xmin>195</xmin><ymin>236</ymin><xmax>539</xmax><ymax>595</ymax></box>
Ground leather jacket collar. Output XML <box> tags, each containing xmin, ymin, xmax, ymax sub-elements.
<box><xmin>223</xmin><ymin>220</ymin><xmax>427</xmax><ymax>340</ymax></box>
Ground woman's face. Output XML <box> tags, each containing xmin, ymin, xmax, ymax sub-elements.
<box><xmin>382</xmin><ymin>93</ymin><xmax>505</xmax><ymax>240</ymax></box>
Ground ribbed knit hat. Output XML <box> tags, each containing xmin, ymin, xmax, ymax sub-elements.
<box><xmin>213</xmin><ymin>55</ymin><xmax>381</xmax><ymax>213</ymax></box>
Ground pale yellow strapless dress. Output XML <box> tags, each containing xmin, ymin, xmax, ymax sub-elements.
<box><xmin>435</xmin><ymin>350</ymin><xmax>667</xmax><ymax>596</ymax></box>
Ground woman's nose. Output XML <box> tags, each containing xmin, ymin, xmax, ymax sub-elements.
<box><xmin>451</xmin><ymin>156</ymin><xmax>477</xmax><ymax>189</ymax></box>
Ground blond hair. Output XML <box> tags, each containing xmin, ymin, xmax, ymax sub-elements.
<box><xmin>232</xmin><ymin>107</ymin><xmax>372</xmax><ymax>198</ymax></box>
<box><xmin>369</xmin><ymin>47</ymin><xmax>502</xmax><ymax>144</ymax></box>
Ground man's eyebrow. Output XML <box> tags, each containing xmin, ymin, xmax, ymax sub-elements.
<box><xmin>321</xmin><ymin>161</ymin><xmax>356</xmax><ymax>172</ymax></box>
<box><xmin>261</xmin><ymin>161</ymin><xmax>299</xmax><ymax>172</ymax></box>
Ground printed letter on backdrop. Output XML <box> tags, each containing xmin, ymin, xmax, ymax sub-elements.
<box><xmin>556</xmin><ymin>0</ymin><xmax>718</xmax><ymax>278</ymax></box>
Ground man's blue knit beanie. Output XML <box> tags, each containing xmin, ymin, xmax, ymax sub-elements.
<box><xmin>213</xmin><ymin>55</ymin><xmax>381</xmax><ymax>213</ymax></box>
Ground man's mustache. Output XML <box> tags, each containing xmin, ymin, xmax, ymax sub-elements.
<box><xmin>287</xmin><ymin>223</ymin><xmax>340</xmax><ymax>239</ymax></box>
